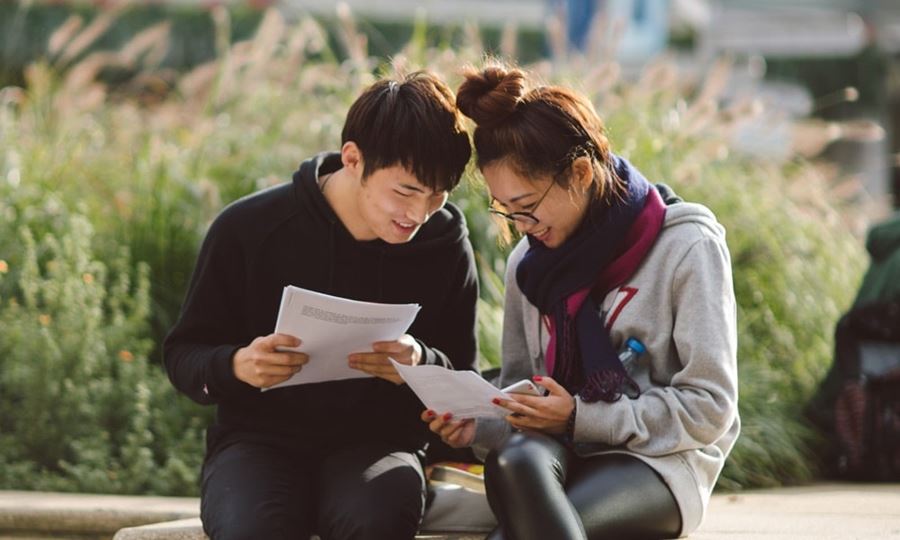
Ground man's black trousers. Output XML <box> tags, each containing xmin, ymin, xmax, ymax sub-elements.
<box><xmin>200</xmin><ymin>439</ymin><xmax>426</xmax><ymax>540</ymax></box>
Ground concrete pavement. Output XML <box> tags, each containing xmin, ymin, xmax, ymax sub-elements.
<box><xmin>694</xmin><ymin>483</ymin><xmax>900</xmax><ymax>539</ymax></box>
<box><xmin>2</xmin><ymin>482</ymin><xmax>900</xmax><ymax>539</ymax></box>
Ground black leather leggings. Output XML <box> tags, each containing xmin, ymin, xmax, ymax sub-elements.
<box><xmin>484</xmin><ymin>432</ymin><xmax>682</xmax><ymax>540</ymax></box>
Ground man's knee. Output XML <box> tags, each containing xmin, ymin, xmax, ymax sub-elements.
<box><xmin>202</xmin><ymin>499</ymin><xmax>310</xmax><ymax>540</ymax></box>
<box><xmin>319</xmin><ymin>473</ymin><xmax>424</xmax><ymax>540</ymax></box>
<box><xmin>202</xmin><ymin>514</ymin><xmax>296</xmax><ymax>540</ymax></box>
<box><xmin>324</xmin><ymin>505</ymin><xmax>421</xmax><ymax>540</ymax></box>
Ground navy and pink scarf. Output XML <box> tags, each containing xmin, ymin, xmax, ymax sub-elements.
<box><xmin>516</xmin><ymin>156</ymin><xmax>666</xmax><ymax>402</ymax></box>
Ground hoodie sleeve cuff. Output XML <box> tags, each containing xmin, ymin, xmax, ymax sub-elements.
<box><xmin>206</xmin><ymin>344</ymin><xmax>257</xmax><ymax>400</ymax></box>
<box><xmin>416</xmin><ymin>338</ymin><xmax>451</xmax><ymax>368</ymax></box>
<box><xmin>471</xmin><ymin>417</ymin><xmax>512</xmax><ymax>461</ymax></box>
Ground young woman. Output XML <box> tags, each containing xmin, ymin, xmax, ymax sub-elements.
<box><xmin>424</xmin><ymin>64</ymin><xmax>739</xmax><ymax>539</ymax></box>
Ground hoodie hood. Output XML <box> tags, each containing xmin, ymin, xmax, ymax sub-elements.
<box><xmin>661</xmin><ymin>199</ymin><xmax>727</xmax><ymax>241</ymax></box>
<box><xmin>866</xmin><ymin>212</ymin><xmax>900</xmax><ymax>263</ymax></box>
<box><xmin>291</xmin><ymin>152</ymin><xmax>470</xmax><ymax>257</ymax></box>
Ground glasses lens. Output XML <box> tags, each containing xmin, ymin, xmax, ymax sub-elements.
<box><xmin>511</xmin><ymin>213</ymin><xmax>538</xmax><ymax>225</ymax></box>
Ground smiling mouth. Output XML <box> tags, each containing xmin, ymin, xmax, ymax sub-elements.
<box><xmin>531</xmin><ymin>227</ymin><xmax>550</xmax><ymax>241</ymax></box>
<box><xmin>393</xmin><ymin>220</ymin><xmax>417</xmax><ymax>231</ymax></box>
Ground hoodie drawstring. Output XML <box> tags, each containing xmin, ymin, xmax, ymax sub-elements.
<box><xmin>327</xmin><ymin>220</ymin><xmax>336</xmax><ymax>293</ymax></box>
<box><xmin>377</xmin><ymin>248</ymin><xmax>385</xmax><ymax>302</ymax></box>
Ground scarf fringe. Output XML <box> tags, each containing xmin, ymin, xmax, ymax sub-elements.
<box><xmin>556</xmin><ymin>311</ymin><xmax>582</xmax><ymax>392</ymax></box>
<box><xmin>579</xmin><ymin>369</ymin><xmax>640</xmax><ymax>403</ymax></box>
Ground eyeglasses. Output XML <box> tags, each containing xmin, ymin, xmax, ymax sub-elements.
<box><xmin>489</xmin><ymin>180</ymin><xmax>555</xmax><ymax>226</ymax></box>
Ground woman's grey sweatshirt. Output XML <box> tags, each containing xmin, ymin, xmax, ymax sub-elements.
<box><xmin>472</xmin><ymin>201</ymin><xmax>740</xmax><ymax>537</ymax></box>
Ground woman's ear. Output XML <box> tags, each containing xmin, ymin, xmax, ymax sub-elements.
<box><xmin>570</xmin><ymin>156</ymin><xmax>594</xmax><ymax>193</ymax></box>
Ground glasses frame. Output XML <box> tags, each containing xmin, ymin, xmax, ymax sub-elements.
<box><xmin>488</xmin><ymin>172</ymin><xmax>560</xmax><ymax>225</ymax></box>
<box><xmin>488</xmin><ymin>181</ymin><xmax>554</xmax><ymax>225</ymax></box>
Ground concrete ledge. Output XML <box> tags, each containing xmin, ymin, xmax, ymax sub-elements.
<box><xmin>113</xmin><ymin>518</ymin><xmax>204</xmax><ymax>540</ymax></box>
<box><xmin>113</xmin><ymin>517</ymin><xmax>487</xmax><ymax>540</ymax></box>
<box><xmin>0</xmin><ymin>465</ymin><xmax>493</xmax><ymax>540</ymax></box>
<box><xmin>0</xmin><ymin>490</ymin><xmax>199</xmax><ymax>539</ymax></box>
<box><xmin>6</xmin><ymin>482</ymin><xmax>900</xmax><ymax>540</ymax></box>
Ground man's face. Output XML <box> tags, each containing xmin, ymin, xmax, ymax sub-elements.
<box><xmin>356</xmin><ymin>164</ymin><xmax>449</xmax><ymax>244</ymax></box>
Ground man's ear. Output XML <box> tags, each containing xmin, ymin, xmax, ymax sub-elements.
<box><xmin>341</xmin><ymin>141</ymin><xmax>364</xmax><ymax>179</ymax></box>
<box><xmin>570</xmin><ymin>156</ymin><xmax>594</xmax><ymax>193</ymax></box>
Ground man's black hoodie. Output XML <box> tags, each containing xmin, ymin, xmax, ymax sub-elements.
<box><xmin>163</xmin><ymin>153</ymin><xmax>479</xmax><ymax>458</ymax></box>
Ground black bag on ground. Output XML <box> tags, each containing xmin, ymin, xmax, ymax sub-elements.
<box><xmin>829</xmin><ymin>301</ymin><xmax>900</xmax><ymax>480</ymax></box>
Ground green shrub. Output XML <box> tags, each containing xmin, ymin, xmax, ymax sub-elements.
<box><xmin>682</xmin><ymin>160</ymin><xmax>862</xmax><ymax>488</ymax></box>
<box><xmin>0</xmin><ymin>200</ymin><xmax>207</xmax><ymax>495</ymax></box>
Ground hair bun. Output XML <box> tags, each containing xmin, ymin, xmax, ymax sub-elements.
<box><xmin>456</xmin><ymin>65</ymin><xmax>526</xmax><ymax>128</ymax></box>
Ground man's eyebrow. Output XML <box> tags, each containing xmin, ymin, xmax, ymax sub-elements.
<box><xmin>399</xmin><ymin>183</ymin><xmax>447</xmax><ymax>196</ymax></box>
<box><xmin>398</xmin><ymin>183</ymin><xmax>427</xmax><ymax>194</ymax></box>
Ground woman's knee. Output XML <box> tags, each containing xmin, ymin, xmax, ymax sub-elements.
<box><xmin>486</xmin><ymin>432</ymin><xmax>566</xmax><ymax>481</ymax></box>
<box><xmin>568</xmin><ymin>454</ymin><xmax>682</xmax><ymax>539</ymax></box>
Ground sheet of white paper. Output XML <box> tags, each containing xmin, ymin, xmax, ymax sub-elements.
<box><xmin>265</xmin><ymin>286</ymin><xmax>420</xmax><ymax>390</ymax></box>
<box><xmin>390</xmin><ymin>359</ymin><xmax>511</xmax><ymax>419</ymax></box>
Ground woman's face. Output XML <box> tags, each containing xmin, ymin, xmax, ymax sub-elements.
<box><xmin>483</xmin><ymin>161</ymin><xmax>591</xmax><ymax>249</ymax></box>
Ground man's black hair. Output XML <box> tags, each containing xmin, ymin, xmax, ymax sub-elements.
<box><xmin>341</xmin><ymin>71</ymin><xmax>472</xmax><ymax>192</ymax></box>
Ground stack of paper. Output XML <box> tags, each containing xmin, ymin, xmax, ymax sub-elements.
<box><xmin>391</xmin><ymin>360</ymin><xmax>511</xmax><ymax>419</ymax></box>
<box><xmin>266</xmin><ymin>286</ymin><xmax>420</xmax><ymax>390</ymax></box>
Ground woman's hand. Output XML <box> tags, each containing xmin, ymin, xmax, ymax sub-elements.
<box><xmin>348</xmin><ymin>334</ymin><xmax>422</xmax><ymax>385</ymax></box>
<box><xmin>492</xmin><ymin>376</ymin><xmax>574</xmax><ymax>434</ymax></box>
<box><xmin>420</xmin><ymin>410</ymin><xmax>476</xmax><ymax>448</ymax></box>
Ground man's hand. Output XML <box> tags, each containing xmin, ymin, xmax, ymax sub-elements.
<box><xmin>421</xmin><ymin>410</ymin><xmax>476</xmax><ymax>448</ymax></box>
<box><xmin>348</xmin><ymin>334</ymin><xmax>422</xmax><ymax>385</ymax></box>
<box><xmin>233</xmin><ymin>333</ymin><xmax>309</xmax><ymax>389</ymax></box>
<box><xmin>492</xmin><ymin>376</ymin><xmax>574</xmax><ymax>434</ymax></box>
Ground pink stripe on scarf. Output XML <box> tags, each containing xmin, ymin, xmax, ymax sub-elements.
<box><xmin>545</xmin><ymin>188</ymin><xmax>667</xmax><ymax>376</ymax></box>
<box><xmin>596</xmin><ymin>188</ymin><xmax>666</xmax><ymax>292</ymax></box>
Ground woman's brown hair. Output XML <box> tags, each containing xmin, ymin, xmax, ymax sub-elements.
<box><xmin>456</xmin><ymin>63</ymin><xmax>623</xmax><ymax>201</ymax></box>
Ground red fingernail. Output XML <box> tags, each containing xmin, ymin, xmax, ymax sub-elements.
<box><xmin>492</xmin><ymin>398</ymin><xmax>501</xmax><ymax>405</ymax></box>
<box><xmin>533</xmin><ymin>376</ymin><xmax>543</xmax><ymax>381</ymax></box>
<box><xmin>443</xmin><ymin>413</ymin><xmax>453</xmax><ymax>421</ymax></box>
<box><xmin>426</xmin><ymin>410</ymin><xmax>435</xmax><ymax>417</ymax></box>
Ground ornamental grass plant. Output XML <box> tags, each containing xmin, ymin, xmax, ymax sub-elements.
<box><xmin>0</xmin><ymin>2</ymin><xmax>876</xmax><ymax>494</ymax></box>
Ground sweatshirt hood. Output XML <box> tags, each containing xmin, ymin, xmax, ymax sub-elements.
<box><xmin>866</xmin><ymin>212</ymin><xmax>900</xmax><ymax>263</ymax></box>
<box><xmin>291</xmin><ymin>152</ymin><xmax>470</xmax><ymax>256</ymax></box>
<box><xmin>611</xmin><ymin>155</ymin><xmax>705</xmax><ymax>237</ymax></box>
<box><xmin>662</xmin><ymin>199</ymin><xmax>727</xmax><ymax>241</ymax></box>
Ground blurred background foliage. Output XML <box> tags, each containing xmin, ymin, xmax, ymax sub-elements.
<box><xmin>0</xmin><ymin>0</ymin><xmax>874</xmax><ymax>495</ymax></box>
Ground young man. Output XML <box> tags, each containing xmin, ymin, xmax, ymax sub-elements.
<box><xmin>163</xmin><ymin>72</ymin><xmax>477</xmax><ymax>540</ymax></box>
